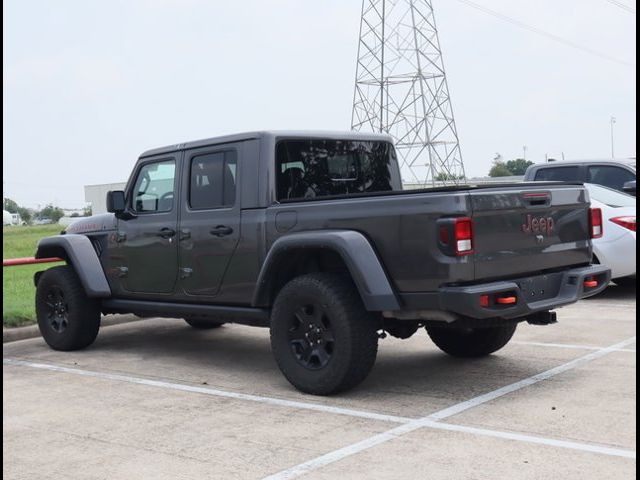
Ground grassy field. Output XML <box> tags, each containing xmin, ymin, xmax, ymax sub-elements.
<box><xmin>3</xmin><ymin>225</ymin><xmax>64</xmax><ymax>327</ymax></box>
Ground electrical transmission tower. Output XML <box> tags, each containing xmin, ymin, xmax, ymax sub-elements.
<box><xmin>351</xmin><ymin>0</ymin><xmax>466</xmax><ymax>185</ymax></box>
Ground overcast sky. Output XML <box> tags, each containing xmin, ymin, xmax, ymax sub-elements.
<box><xmin>3</xmin><ymin>0</ymin><xmax>636</xmax><ymax>208</ymax></box>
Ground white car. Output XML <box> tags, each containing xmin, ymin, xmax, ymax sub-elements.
<box><xmin>586</xmin><ymin>183</ymin><xmax>636</xmax><ymax>285</ymax></box>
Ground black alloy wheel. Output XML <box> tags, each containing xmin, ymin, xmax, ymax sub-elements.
<box><xmin>44</xmin><ymin>286</ymin><xmax>69</xmax><ymax>333</ymax></box>
<box><xmin>287</xmin><ymin>303</ymin><xmax>335</xmax><ymax>370</ymax></box>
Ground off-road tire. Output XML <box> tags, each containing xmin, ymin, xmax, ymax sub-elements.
<box><xmin>35</xmin><ymin>265</ymin><xmax>101</xmax><ymax>351</ymax></box>
<box><xmin>184</xmin><ymin>318</ymin><xmax>225</xmax><ymax>329</ymax></box>
<box><xmin>426</xmin><ymin>324</ymin><xmax>517</xmax><ymax>358</ymax></box>
<box><xmin>270</xmin><ymin>273</ymin><xmax>378</xmax><ymax>395</ymax></box>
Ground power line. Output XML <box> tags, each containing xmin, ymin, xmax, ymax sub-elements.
<box><xmin>604</xmin><ymin>0</ymin><xmax>636</xmax><ymax>14</ymax></box>
<box><xmin>454</xmin><ymin>0</ymin><xmax>635</xmax><ymax>67</ymax></box>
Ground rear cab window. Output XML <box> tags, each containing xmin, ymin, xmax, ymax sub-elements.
<box><xmin>276</xmin><ymin>139</ymin><xmax>395</xmax><ymax>201</ymax></box>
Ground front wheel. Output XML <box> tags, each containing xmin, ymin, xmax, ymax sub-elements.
<box><xmin>426</xmin><ymin>324</ymin><xmax>517</xmax><ymax>358</ymax></box>
<box><xmin>35</xmin><ymin>265</ymin><xmax>101</xmax><ymax>351</ymax></box>
<box><xmin>270</xmin><ymin>273</ymin><xmax>378</xmax><ymax>395</ymax></box>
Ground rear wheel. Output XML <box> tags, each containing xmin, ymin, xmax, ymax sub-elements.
<box><xmin>270</xmin><ymin>273</ymin><xmax>378</xmax><ymax>395</ymax></box>
<box><xmin>36</xmin><ymin>266</ymin><xmax>101</xmax><ymax>351</ymax></box>
<box><xmin>184</xmin><ymin>318</ymin><xmax>225</xmax><ymax>329</ymax></box>
<box><xmin>426</xmin><ymin>324</ymin><xmax>517</xmax><ymax>358</ymax></box>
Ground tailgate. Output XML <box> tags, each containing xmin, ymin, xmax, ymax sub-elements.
<box><xmin>470</xmin><ymin>185</ymin><xmax>592</xmax><ymax>281</ymax></box>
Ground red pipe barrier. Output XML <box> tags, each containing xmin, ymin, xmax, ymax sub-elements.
<box><xmin>3</xmin><ymin>257</ymin><xmax>63</xmax><ymax>267</ymax></box>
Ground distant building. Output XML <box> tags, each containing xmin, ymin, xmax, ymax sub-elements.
<box><xmin>84</xmin><ymin>182</ymin><xmax>126</xmax><ymax>215</ymax></box>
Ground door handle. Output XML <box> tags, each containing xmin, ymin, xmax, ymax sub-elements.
<box><xmin>157</xmin><ymin>227</ymin><xmax>176</xmax><ymax>239</ymax></box>
<box><xmin>210</xmin><ymin>225</ymin><xmax>233</xmax><ymax>237</ymax></box>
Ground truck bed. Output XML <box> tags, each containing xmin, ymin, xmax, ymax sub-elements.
<box><xmin>266</xmin><ymin>182</ymin><xmax>592</xmax><ymax>293</ymax></box>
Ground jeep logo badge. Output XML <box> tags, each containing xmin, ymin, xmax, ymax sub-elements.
<box><xmin>522</xmin><ymin>214</ymin><xmax>554</xmax><ymax>236</ymax></box>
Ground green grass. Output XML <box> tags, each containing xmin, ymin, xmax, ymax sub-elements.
<box><xmin>3</xmin><ymin>225</ymin><xmax>64</xmax><ymax>327</ymax></box>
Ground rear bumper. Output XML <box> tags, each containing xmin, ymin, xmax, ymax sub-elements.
<box><xmin>438</xmin><ymin>265</ymin><xmax>611</xmax><ymax>320</ymax></box>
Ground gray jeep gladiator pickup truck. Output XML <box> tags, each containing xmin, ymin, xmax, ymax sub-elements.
<box><xmin>34</xmin><ymin>131</ymin><xmax>610</xmax><ymax>394</ymax></box>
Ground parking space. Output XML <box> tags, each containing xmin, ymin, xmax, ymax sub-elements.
<box><xmin>3</xmin><ymin>284</ymin><xmax>636</xmax><ymax>479</ymax></box>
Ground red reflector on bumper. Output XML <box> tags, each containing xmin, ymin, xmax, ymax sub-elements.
<box><xmin>584</xmin><ymin>279</ymin><xmax>598</xmax><ymax>288</ymax></box>
<box><xmin>496</xmin><ymin>296</ymin><xmax>517</xmax><ymax>305</ymax></box>
<box><xmin>480</xmin><ymin>294</ymin><xmax>490</xmax><ymax>307</ymax></box>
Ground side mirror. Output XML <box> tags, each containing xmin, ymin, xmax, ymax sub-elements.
<box><xmin>106</xmin><ymin>190</ymin><xmax>126</xmax><ymax>213</ymax></box>
<box><xmin>622</xmin><ymin>181</ymin><xmax>636</xmax><ymax>196</ymax></box>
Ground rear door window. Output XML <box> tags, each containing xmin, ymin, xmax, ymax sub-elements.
<box><xmin>189</xmin><ymin>151</ymin><xmax>237</xmax><ymax>209</ymax></box>
<box><xmin>534</xmin><ymin>166</ymin><xmax>580</xmax><ymax>182</ymax></box>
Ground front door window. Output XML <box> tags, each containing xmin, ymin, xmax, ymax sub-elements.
<box><xmin>132</xmin><ymin>160</ymin><xmax>176</xmax><ymax>213</ymax></box>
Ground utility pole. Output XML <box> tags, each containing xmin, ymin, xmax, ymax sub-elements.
<box><xmin>351</xmin><ymin>0</ymin><xmax>465</xmax><ymax>186</ymax></box>
<box><xmin>610</xmin><ymin>116</ymin><xmax>616</xmax><ymax>158</ymax></box>
<box><xmin>523</xmin><ymin>145</ymin><xmax>527</xmax><ymax>160</ymax></box>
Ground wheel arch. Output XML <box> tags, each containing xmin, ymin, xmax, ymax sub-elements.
<box><xmin>35</xmin><ymin>234</ymin><xmax>111</xmax><ymax>298</ymax></box>
<box><xmin>252</xmin><ymin>230</ymin><xmax>399</xmax><ymax>311</ymax></box>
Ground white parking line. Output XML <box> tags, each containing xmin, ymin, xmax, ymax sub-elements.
<box><xmin>4</xmin><ymin>336</ymin><xmax>637</xmax><ymax>475</ymax></box>
<box><xmin>417</xmin><ymin>420</ymin><xmax>636</xmax><ymax>459</ymax></box>
<box><xmin>262</xmin><ymin>336</ymin><xmax>637</xmax><ymax>480</ymax></box>
<box><xmin>4</xmin><ymin>357</ymin><xmax>635</xmax><ymax>466</ymax></box>
<box><xmin>1</xmin><ymin>358</ymin><xmax>412</xmax><ymax>425</ymax></box>
<box><xmin>513</xmin><ymin>340</ymin><xmax>636</xmax><ymax>352</ymax></box>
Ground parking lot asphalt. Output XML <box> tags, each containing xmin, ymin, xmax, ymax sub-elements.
<box><xmin>3</xmin><ymin>284</ymin><xmax>636</xmax><ymax>479</ymax></box>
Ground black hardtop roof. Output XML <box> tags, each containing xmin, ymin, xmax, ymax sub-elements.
<box><xmin>139</xmin><ymin>130</ymin><xmax>394</xmax><ymax>158</ymax></box>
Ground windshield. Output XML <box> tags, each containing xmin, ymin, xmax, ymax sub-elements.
<box><xmin>585</xmin><ymin>183</ymin><xmax>636</xmax><ymax>207</ymax></box>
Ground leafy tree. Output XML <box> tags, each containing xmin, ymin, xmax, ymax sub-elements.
<box><xmin>488</xmin><ymin>161</ymin><xmax>513</xmax><ymax>177</ymax></box>
<box><xmin>504</xmin><ymin>158</ymin><xmax>534</xmax><ymax>175</ymax></box>
<box><xmin>83</xmin><ymin>205</ymin><xmax>93</xmax><ymax>217</ymax></box>
<box><xmin>3</xmin><ymin>198</ymin><xmax>19</xmax><ymax>213</ymax></box>
<box><xmin>17</xmin><ymin>207</ymin><xmax>32</xmax><ymax>224</ymax></box>
<box><xmin>38</xmin><ymin>204</ymin><xmax>65</xmax><ymax>222</ymax></box>
<box><xmin>435</xmin><ymin>173</ymin><xmax>465</xmax><ymax>181</ymax></box>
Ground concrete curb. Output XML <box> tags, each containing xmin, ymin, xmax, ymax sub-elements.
<box><xmin>3</xmin><ymin>315</ymin><xmax>142</xmax><ymax>344</ymax></box>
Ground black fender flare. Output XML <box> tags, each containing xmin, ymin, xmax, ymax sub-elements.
<box><xmin>253</xmin><ymin>230</ymin><xmax>400</xmax><ymax>311</ymax></box>
<box><xmin>35</xmin><ymin>234</ymin><xmax>111</xmax><ymax>298</ymax></box>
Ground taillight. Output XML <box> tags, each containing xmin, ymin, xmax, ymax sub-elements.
<box><xmin>454</xmin><ymin>217</ymin><xmax>474</xmax><ymax>255</ymax></box>
<box><xmin>610</xmin><ymin>216</ymin><xmax>636</xmax><ymax>232</ymax></box>
<box><xmin>589</xmin><ymin>208</ymin><xmax>603</xmax><ymax>239</ymax></box>
<box><xmin>438</xmin><ymin>217</ymin><xmax>474</xmax><ymax>256</ymax></box>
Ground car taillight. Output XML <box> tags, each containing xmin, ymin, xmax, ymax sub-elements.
<box><xmin>454</xmin><ymin>217</ymin><xmax>474</xmax><ymax>255</ymax></box>
<box><xmin>589</xmin><ymin>208</ymin><xmax>603</xmax><ymax>239</ymax></box>
<box><xmin>610</xmin><ymin>216</ymin><xmax>636</xmax><ymax>232</ymax></box>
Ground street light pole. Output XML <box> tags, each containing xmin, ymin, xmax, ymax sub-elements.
<box><xmin>610</xmin><ymin>116</ymin><xmax>616</xmax><ymax>158</ymax></box>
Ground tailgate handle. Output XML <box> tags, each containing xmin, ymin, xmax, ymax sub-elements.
<box><xmin>522</xmin><ymin>192</ymin><xmax>551</xmax><ymax>207</ymax></box>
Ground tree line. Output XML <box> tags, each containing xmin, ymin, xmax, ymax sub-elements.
<box><xmin>3</xmin><ymin>198</ymin><xmax>91</xmax><ymax>225</ymax></box>
<box><xmin>488</xmin><ymin>158</ymin><xmax>534</xmax><ymax>177</ymax></box>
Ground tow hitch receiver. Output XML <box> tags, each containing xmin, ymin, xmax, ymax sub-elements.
<box><xmin>526</xmin><ymin>311</ymin><xmax>558</xmax><ymax>325</ymax></box>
